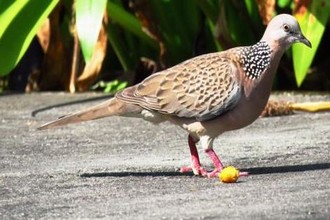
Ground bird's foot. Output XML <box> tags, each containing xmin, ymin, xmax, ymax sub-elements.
<box><xmin>180</xmin><ymin>166</ymin><xmax>208</xmax><ymax>176</ymax></box>
<box><xmin>209</xmin><ymin>169</ymin><xmax>249</xmax><ymax>178</ymax></box>
<box><xmin>183</xmin><ymin>135</ymin><xmax>248</xmax><ymax>178</ymax></box>
<box><xmin>238</xmin><ymin>171</ymin><xmax>249</xmax><ymax>177</ymax></box>
<box><xmin>180</xmin><ymin>166</ymin><xmax>249</xmax><ymax>178</ymax></box>
<box><xmin>206</xmin><ymin>168</ymin><xmax>221</xmax><ymax>178</ymax></box>
<box><xmin>180</xmin><ymin>135</ymin><xmax>209</xmax><ymax>176</ymax></box>
<box><xmin>202</xmin><ymin>149</ymin><xmax>250</xmax><ymax>178</ymax></box>
<box><xmin>179</xmin><ymin>166</ymin><xmax>218</xmax><ymax>178</ymax></box>
<box><xmin>180</xmin><ymin>165</ymin><xmax>221</xmax><ymax>178</ymax></box>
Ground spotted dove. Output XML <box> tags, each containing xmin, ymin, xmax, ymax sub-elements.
<box><xmin>39</xmin><ymin>14</ymin><xmax>311</xmax><ymax>178</ymax></box>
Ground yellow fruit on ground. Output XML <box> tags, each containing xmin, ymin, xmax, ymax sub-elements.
<box><xmin>219</xmin><ymin>166</ymin><xmax>239</xmax><ymax>183</ymax></box>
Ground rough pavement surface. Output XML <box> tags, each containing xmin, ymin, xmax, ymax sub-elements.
<box><xmin>0</xmin><ymin>92</ymin><xmax>329</xmax><ymax>219</ymax></box>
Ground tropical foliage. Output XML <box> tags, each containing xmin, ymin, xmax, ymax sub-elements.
<box><xmin>0</xmin><ymin>0</ymin><xmax>329</xmax><ymax>92</ymax></box>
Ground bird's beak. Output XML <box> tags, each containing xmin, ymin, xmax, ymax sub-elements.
<box><xmin>297</xmin><ymin>33</ymin><xmax>312</xmax><ymax>48</ymax></box>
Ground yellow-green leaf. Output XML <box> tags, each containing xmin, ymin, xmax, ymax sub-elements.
<box><xmin>0</xmin><ymin>0</ymin><xmax>59</xmax><ymax>76</ymax></box>
<box><xmin>292</xmin><ymin>0</ymin><xmax>330</xmax><ymax>86</ymax></box>
<box><xmin>76</xmin><ymin>0</ymin><xmax>107</xmax><ymax>64</ymax></box>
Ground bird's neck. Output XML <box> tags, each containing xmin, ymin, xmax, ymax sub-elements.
<box><xmin>242</xmin><ymin>40</ymin><xmax>285</xmax><ymax>82</ymax></box>
<box><xmin>246</xmin><ymin>41</ymin><xmax>285</xmax><ymax>107</ymax></box>
<box><xmin>240</xmin><ymin>41</ymin><xmax>271</xmax><ymax>80</ymax></box>
<box><xmin>241</xmin><ymin>40</ymin><xmax>285</xmax><ymax>103</ymax></box>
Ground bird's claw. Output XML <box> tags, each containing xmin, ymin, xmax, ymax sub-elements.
<box><xmin>238</xmin><ymin>171</ymin><xmax>249</xmax><ymax>177</ymax></box>
<box><xmin>205</xmin><ymin>170</ymin><xmax>249</xmax><ymax>178</ymax></box>
<box><xmin>206</xmin><ymin>169</ymin><xmax>220</xmax><ymax>178</ymax></box>
<box><xmin>180</xmin><ymin>166</ymin><xmax>249</xmax><ymax>178</ymax></box>
<box><xmin>180</xmin><ymin>166</ymin><xmax>208</xmax><ymax>176</ymax></box>
<box><xmin>180</xmin><ymin>166</ymin><xmax>221</xmax><ymax>178</ymax></box>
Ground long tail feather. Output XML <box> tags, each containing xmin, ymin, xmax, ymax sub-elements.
<box><xmin>38</xmin><ymin>98</ymin><xmax>125</xmax><ymax>130</ymax></box>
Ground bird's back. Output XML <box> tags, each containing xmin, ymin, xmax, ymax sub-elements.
<box><xmin>116</xmin><ymin>51</ymin><xmax>245</xmax><ymax>121</ymax></box>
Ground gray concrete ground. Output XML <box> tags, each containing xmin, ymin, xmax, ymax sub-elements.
<box><xmin>0</xmin><ymin>92</ymin><xmax>329</xmax><ymax>219</ymax></box>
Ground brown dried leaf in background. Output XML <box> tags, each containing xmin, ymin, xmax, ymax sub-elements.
<box><xmin>260</xmin><ymin>100</ymin><xmax>294</xmax><ymax>117</ymax></box>
<box><xmin>28</xmin><ymin>3</ymin><xmax>69</xmax><ymax>91</ymax></box>
<box><xmin>293</xmin><ymin>0</ymin><xmax>311</xmax><ymax>15</ymax></box>
<box><xmin>25</xmin><ymin>18</ymin><xmax>51</xmax><ymax>92</ymax></box>
<box><xmin>69</xmin><ymin>26</ymin><xmax>80</xmax><ymax>93</ymax></box>
<box><xmin>256</xmin><ymin>0</ymin><xmax>276</xmax><ymax>25</ymax></box>
<box><xmin>25</xmin><ymin>19</ymin><xmax>50</xmax><ymax>92</ymax></box>
<box><xmin>36</xmin><ymin>18</ymin><xmax>50</xmax><ymax>53</ymax></box>
<box><xmin>76</xmin><ymin>18</ymin><xmax>107</xmax><ymax>92</ymax></box>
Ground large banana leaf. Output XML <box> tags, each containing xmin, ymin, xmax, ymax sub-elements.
<box><xmin>0</xmin><ymin>0</ymin><xmax>59</xmax><ymax>76</ymax></box>
<box><xmin>76</xmin><ymin>0</ymin><xmax>107</xmax><ymax>64</ymax></box>
<box><xmin>292</xmin><ymin>0</ymin><xmax>330</xmax><ymax>86</ymax></box>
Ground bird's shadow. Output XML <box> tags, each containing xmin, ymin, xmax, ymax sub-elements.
<box><xmin>80</xmin><ymin>162</ymin><xmax>330</xmax><ymax>178</ymax></box>
<box><xmin>80</xmin><ymin>171</ymin><xmax>191</xmax><ymax>178</ymax></box>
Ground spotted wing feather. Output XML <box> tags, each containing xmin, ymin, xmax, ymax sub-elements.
<box><xmin>117</xmin><ymin>52</ymin><xmax>242</xmax><ymax>121</ymax></box>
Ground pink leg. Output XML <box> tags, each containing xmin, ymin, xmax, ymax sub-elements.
<box><xmin>204</xmin><ymin>149</ymin><xmax>224</xmax><ymax>178</ymax></box>
<box><xmin>205</xmin><ymin>148</ymin><xmax>249</xmax><ymax>178</ymax></box>
<box><xmin>180</xmin><ymin>135</ymin><xmax>207</xmax><ymax>176</ymax></box>
<box><xmin>180</xmin><ymin>135</ymin><xmax>249</xmax><ymax>178</ymax></box>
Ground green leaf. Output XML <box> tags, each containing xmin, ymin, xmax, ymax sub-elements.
<box><xmin>106</xmin><ymin>22</ymin><xmax>133</xmax><ymax>71</ymax></box>
<box><xmin>244</xmin><ymin>0</ymin><xmax>261</xmax><ymax>27</ymax></box>
<box><xmin>148</xmin><ymin>0</ymin><xmax>201</xmax><ymax>64</ymax></box>
<box><xmin>104</xmin><ymin>80</ymin><xmax>127</xmax><ymax>93</ymax></box>
<box><xmin>92</xmin><ymin>80</ymin><xmax>127</xmax><ymax>93</ymax></box>
<box><xmin>195</xmin><ymin>0</ymin><xmax>217</xmax><ymax>24</ymax></box>
<box><xmin>107</xmin><ymin>1</ymin><xmax>157</xmax><ymax>49</ymax></box>
<box><xmin>292</xmin><ymin>0</ymin><xmax>330</xmax><ymax>86</ymax></box>
<box><xmin>0</xmin><ymin>0</ymin><xmax>59</xmax><ymax>76</ymax></box>
<box><xmin>76</xmin><ymin>0</ymin><xmax>107</xmax><ymax>63</ymax></box>
<box><xmin>224</xmin><ymin>2</ymin><xmax>255</xmax><ymax>45</ymax></box>
<box><xmin>277</xmin><ymin>0</ymin><xmax>292</xmax><ymax>8</ymax></box>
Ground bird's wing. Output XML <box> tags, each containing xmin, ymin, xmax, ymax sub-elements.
<box><xmin>116</xmin><ymin>52</ymin><xmax>242</xmax><ymax>121</ymax></box>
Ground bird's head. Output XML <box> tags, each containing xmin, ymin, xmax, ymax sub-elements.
<box><xmin>261</xmin><ymin>14</ymin><xmax>311</xmax><ymax>50</ymax></box>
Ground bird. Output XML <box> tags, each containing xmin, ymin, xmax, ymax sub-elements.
<box><xmin>38</xmin><ymin>14</ymin><xmax>311</xmax><ymax>178</ymax></box>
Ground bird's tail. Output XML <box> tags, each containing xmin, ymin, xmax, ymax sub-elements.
<box><xmin>38</xmin><ymin>98</ymin><xmax>129</xmax><ymax>130</ymax></box>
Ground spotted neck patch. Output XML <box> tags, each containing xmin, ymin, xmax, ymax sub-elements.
<box><xmin>240</xmin><ymin>41</ymin><xmax>271</xmax><ymax>80</ymax></box>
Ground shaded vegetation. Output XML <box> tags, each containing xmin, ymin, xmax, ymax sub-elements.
<box><xmin>0</xmin><ymin>0</ymin><xmax>329</xmax><ymax>93</ymax></box>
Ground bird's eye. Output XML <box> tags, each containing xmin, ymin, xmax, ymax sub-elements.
<box><xmin>283</xmin><ymin>24</ymin><xmax>290</xmax><ymax>32</ymax></box>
